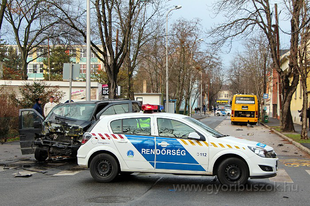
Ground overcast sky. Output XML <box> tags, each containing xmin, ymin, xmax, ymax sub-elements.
<box><xmin>166</xmin><ymin>0</ymin><xmax>291</xmax><ymax>69</ymax></box>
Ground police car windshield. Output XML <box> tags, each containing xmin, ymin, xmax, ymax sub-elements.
<box><xmin>185</xmin><ymin>117</ymin><xmax>226</xmax><ymax>138</ymax></box>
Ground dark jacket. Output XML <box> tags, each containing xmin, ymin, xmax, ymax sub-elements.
<box><xmin>33</xmin><ymin>102</ymin><xmax>43</xmax><ymax>116</ymax></box>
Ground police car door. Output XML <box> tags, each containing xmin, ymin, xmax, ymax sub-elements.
<box><xmin>110</xmin><ymin>117</ymin><xmax>156</xmax><ymax>170</ymax></box>
<box><xmin>155</xmin><ymin>118</ymin><xmax>208</xmax><ymax>172</ymax></box>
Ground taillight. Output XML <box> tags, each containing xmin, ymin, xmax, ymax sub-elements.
<box><xmin>81</xmin><ymin>132</ymin><xmax>92</xmax><ymax>144</ymax></box>
<box><xmin>255</xmin><ymin>111</ymin><xmax>258</xmax><ymax>117</ymax></box>
<box><xmin>231</xmin><ymin>110</ymin><xmax>234</xmax><ymax>117</ymax></box>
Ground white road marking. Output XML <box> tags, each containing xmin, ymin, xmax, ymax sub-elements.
<box><xmin>269</xmin><ymin>169</ymin><xmax>293</xmax><ymax>183</ymax></box>
<box><xmin>53</xmin><ymin>170</ymin><xmax>81</xmax><ymax>176</ymax></box>
<box><xmin>306</xmin><ymin>170</ymin><xmax>310</xmax><ymax>175</ymax></box>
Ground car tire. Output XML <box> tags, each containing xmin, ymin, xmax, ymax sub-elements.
<box><xmin>90</xmin><ymin>153</ymin><xmax>119</xmax><ymax>183</ymax></box>
<box><xmin>217</xmin><ymin>157</ymin><xmax>249</xmax><ymax>186</ymax></box>
<box><xmin>231</xmin><ymin>121</ymin><xmax>234</xmax><ymax>125</ymax></box>
<box><xmin>34</xmin><ymin>147</ymin><xmax>48</xmax><ymax>162</ymax></box>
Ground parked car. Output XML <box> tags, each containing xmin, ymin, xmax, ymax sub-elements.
<box><xmin>225</xmin><ymin>107</ymin><xmax>231</xmax><ymax>116</ymax></box>
<box><xmin>19</xmin><ymin>100</ymin><xmax>141</xmax><ymax>161</ymax></box>
<box><xmin>215</xmin><ymin>108</ymin><xmax>226</xmax><ymax>116</ymax></box>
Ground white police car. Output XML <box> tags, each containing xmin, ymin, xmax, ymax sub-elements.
<box><xmin>77</xmin><ymin>107</ymin><xmax>278</xmax><ymax>186</ymax></box>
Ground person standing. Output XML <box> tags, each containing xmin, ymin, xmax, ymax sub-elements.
<box><xmin>307</xmin><ymin>103</ymin><xmax>310</xmax><ymax>131</ymax></box>
<box><xmin>33</xmin><ymin>98</ymin><xmax>43</xmax><ymax>116</ymax></box>
<box><xmin>203</xmin><ymin>104</ymin><xmax>206</xmax><ymax>115</ymax></box>
<box><xmin>44</xmin><ymin>96</ymin><xmax>57</xmax><ymax>117</ymax></box>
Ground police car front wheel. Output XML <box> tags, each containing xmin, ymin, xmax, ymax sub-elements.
<box><xmin>90</xmin><ymin>153</ymin><xmax>119</xmax><ymax>183</ymax></box>
<box><xmin>217</xmin><ymin>157</ymin><xmax>249</xmax><ymax>186</ymax></box>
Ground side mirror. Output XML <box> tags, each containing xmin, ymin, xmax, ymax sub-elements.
<box><xmin>188</xmin><ymin>132</ymin><xmax>202</xmax><ymax>140</ymax></box>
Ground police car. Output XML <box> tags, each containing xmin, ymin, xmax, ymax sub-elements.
<box><xmin>77</xmin><ymin>105</ymin><xmax>278</xmax><ymax>186</ymax></box>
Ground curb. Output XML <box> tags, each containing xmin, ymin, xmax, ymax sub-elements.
<box><xmin>261</xmin><ymin>122</ymin><xmax>310</xmax><ymax>156</ymax></box>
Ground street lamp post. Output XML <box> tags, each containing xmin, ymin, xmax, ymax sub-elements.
<box><xmin>200</xmin><ymin>71</ymin><xmax>203</xmax><ymax>116</ymax></box>
<box><xmin>86</xmin><ymin>0</ymin><xmax>91</xmax><ymax>101</ymax></box>
<box><xmin>165</xmin><ymin>5</ymin><xmax>182</xmax><ymax>113</ymax></box>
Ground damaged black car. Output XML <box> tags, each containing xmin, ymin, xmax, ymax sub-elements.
<box><xmin>19</xmin><ymin>100</ymin><xmax>141</xmax><ymax>161</ymax></box>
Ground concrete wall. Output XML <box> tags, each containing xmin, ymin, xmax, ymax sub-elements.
<box><xmin>134</xmin><ymin>93</ymin><xmax>162</xmax><ymax>105</ymax></box>
<box><xmin>0</xmin><ymin>80</ymin><xmax>102</xmax><ymax>103</ymax></box>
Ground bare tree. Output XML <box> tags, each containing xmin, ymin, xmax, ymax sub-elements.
<box><xmin>50</xmin><ymin>0</ymin><xmax>162</xmax><ymax>98</ymax></box>
<box><xmin>4</xmin><ymin>0</ymin><xmax>60</xmax><ymax>79</ymax></box>
<box><xmin>296</xmin><ymin>0</ymin><xmax>309</xmax><ymax>139</ymax></box>
<box><xmin>169</xmin><ymin>19</ymin><xmax>203</xmax><ymax>113</ymax></box>
<box><xmin>135</xmin><ymin>35</ymin><xmax>165</xmax><ymax>94</ymax></box>
<box><xmin>0</xmin><ymin>0</ymin><xmax>7</xmax><ymax>31</ymax></box>
<box><xmin>200</xmin><ymin>52</ymin><xmax>223</xmax><ymax>111</ymax></box>
<box><xmin>123</xmin><ymin>1</ymin><xmax>164</xmax><ymax>99</ymax></box>
<box><xmin>209</xmin><ymin>0</ymin><xmax>299</xmax><ymax>132</ymax></box>
<box><xmin>228</xmin><ymin>35</ymin><xmax>272</xmax><ymax>119</ymax></box>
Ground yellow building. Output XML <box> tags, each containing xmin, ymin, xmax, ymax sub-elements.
<box><xmin>281</xmin><ymin>50</ymin><xmax>310</xmax><ymax>125</ymax></box>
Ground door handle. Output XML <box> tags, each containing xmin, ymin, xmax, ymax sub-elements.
<box><xmin>158</xmin><ymin>141</ymin><xmax>169</xmax><ymax>147</ymax></box>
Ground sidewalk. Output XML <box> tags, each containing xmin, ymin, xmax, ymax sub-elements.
<box><xmin>263</xmin><ymin>117</ymin><xmax>310</xmax><ymax>151</ymax></box>
<box><xmin>191</xmin><ymin>111</ymin><xmax>212</xmax><ymax>120</ymax></box>
<box><xmin>0</xmin><ymin>141</ymin><xmax>34</xmax><ymax>165</ymax></box>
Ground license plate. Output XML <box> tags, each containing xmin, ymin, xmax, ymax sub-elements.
<box><xmin>242</xmin><ymin>106</ymin><xmax>248</xmax><ymax>110</ymax></box>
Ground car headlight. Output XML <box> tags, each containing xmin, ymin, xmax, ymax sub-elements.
<box><xmin>248</xmin><ymin>146</ymin><xmax>268</xmax><ymax>158</ymax></box>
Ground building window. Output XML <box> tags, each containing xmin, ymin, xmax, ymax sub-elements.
<box><xmin>80</xmin><ymin>64</ymin><xmax>86</xmax><ymax>74</ymax></box>
<box><xmin>80</xmin><ymin>48</ymin><xmax>87</xmax><ymax>58</ymax></box>
<box><xmin>33</xmin><ymin>64</ymin><xmax>37</xmax><ymax>73</ymax></box>
<box><xmin>39</xmin><ymin>64</ymin><xmax>43</xmax><ymax>73</ymax></box>
<box><xmin>69</xmin><ymin>48</ymin><xmax>76</xmax><ymax>56</ymax></box>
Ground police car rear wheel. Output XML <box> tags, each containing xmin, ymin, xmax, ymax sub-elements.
<box><xmin>90</xmin><ymin>154</ymin><xmax>119</xmax><ymax>183</ymax></box>
<box><xmin>217</xmin><ymin>157</ymin><xmax>248</xmax><ymax>186</ymax></box>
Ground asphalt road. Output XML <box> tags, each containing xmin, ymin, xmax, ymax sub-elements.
<box><xmin>1</xmin><ymin>115</ymin><xmax>310</xmax><ymax>206</ymax></box>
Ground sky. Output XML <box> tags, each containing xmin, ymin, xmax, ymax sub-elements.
<box><xmin>166</xmin><ymin>0</ymin><xmax>292</xmax><ymax>70</ymax></box>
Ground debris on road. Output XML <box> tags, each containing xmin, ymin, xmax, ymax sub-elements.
<box><xmin>13</xmin><ymin>171</ymin><xmax>33</xmax><ymax>178</ymax></box>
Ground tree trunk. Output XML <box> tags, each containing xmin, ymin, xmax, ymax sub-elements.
<box><xmin>281</xmin><ymin>92</ymin><xmax>295</xmax><ymax>132</ymax></box>
<box><xmin>184</xmin><ymin>97</ymin><xmax>188</xmax><ymax>115</ymax></box>
<box><xmin>21</xmin><ymin>52</ymin><xmax>28</xmax><ymax>80</ymax></box>
<box><xmin>127</xmin><ymin>68</ymin><xmax>134</xmax><ymax>100</ymax></box>
<box><xmin>301</xmin><ymin>78</ymin><xmax>309</xmax><ymax>139</ymax></box>
<box><xmin>0</xmin><ymin>0</ymin><xmax>7</xmax><ymax>31</ymax></box>
<box><xmin>108</xmin><ymin>79</ymin><xmax>117</xmax><ymax>99</ymax></box>
<box><xmin>107</xmin><ymin>63</ymin><xmax>118</xmax><ymax>99</ymax></box>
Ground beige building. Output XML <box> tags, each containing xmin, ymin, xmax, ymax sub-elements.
<box><xmin>216</xmin><ymin>90</ymin><xmax>233</xmax><ymax>105</ymax></box>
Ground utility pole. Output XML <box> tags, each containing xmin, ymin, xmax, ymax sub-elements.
<box><xmin>275</xmin><ymin>3</ymin><xmax>282</xmax><ymax>121</ymax></box>
<box><xmin>48</xmin><ymin>38</ymin><xmax>50</xmax><ymax>81</ymax></box>
<box><xmin>86</xmin><ymin>0</ymin><xmax>91</xmax><ymax>101</ymax></box>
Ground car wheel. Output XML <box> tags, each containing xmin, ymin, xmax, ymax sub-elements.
<box><xmin>90</xmin><ymin>153</ymin><xmax>119</xmax><ymax>183</ymax></box>
<box><xmin>34</xmin><ymin>147</ymin><xmax>48</xmax><ymax>162</ymax></box>
<box><xmin>217</xmin><ymin>157</ymin><xmax>249</xmax><ymax>186</ymax></box>
<box><xmin>231</xmin><ymin>121</ymin><xmax>234</xmax><ymax>125</ymax></box>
